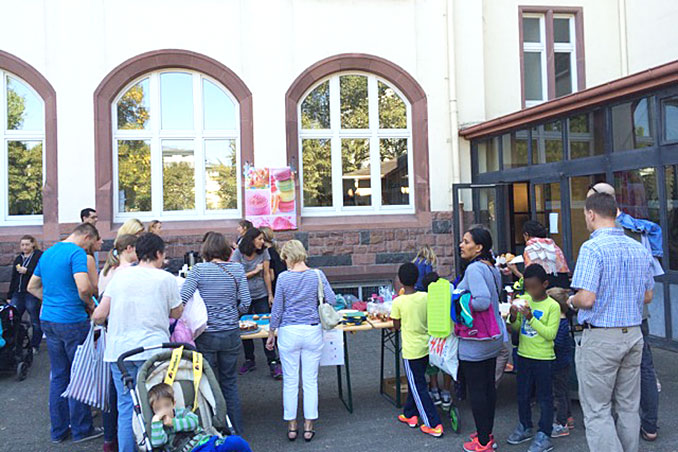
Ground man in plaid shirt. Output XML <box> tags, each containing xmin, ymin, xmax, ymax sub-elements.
<box><xmin>569</xmin><ymin>193</ymin><xmax>654</xmax><ymax>452</ymax></box>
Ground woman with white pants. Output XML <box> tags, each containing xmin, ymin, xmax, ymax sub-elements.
<box><xmin>266</xmin><ymin>240</ymin><xmax>336</xmax><ymax>442</ymax></box>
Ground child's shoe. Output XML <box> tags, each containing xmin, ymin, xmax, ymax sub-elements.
<box><xmin>397</xmin><ymin>414</ymin><xmax>418</xmax><ymax>428</ymax></box>
<box><xmin>507</xmin><ymin>423</ymin><xmax>534</xmax><ymax>445</ymax></box>
<box><xmin>463</xmin><ymin>436</ymin><xmax>495</xmax><ymax>452</ymax></box>
<box><xmin>440</xmin><ymin>390</ymin><xmax>452</xmax><ymax>410</ymax></box>
<box><xmin>469</xmin><ymin>432</ymin><xmax>497</xmax><ymax>449</ymax></box>
<box><xmin>567</xmin><ymin>416</ymin><xmax>575</xmax><ymax>429</ymax></box>
<box><xmin>527</xmin><ymin>432</ymin><xmax>554</xmax><ymax>452</ymax></box>
<box><xmin>551</xmin><ymin>423</ymin><xmax>569</xmax><ymax>438</ymax></box>
<box><xmin>420</xmin><ymin>424</ymin><xmax>443</xmax><ymax>438</ymax></box>
<box><xmin>429</xmin><ymin>389</ymin><xmax>442</xmax><ymax>406</ymax></box>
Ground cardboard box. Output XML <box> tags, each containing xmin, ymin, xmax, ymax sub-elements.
<box><xmin>382</xmin><ymin>375</ymin><xmax>408</xmax><ymax>401</ymax></box>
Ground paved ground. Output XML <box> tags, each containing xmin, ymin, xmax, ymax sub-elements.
<box><xmin>1</xmin><ymin>330</ymin><xmax>677</xmax><ymax>451</ymax></box>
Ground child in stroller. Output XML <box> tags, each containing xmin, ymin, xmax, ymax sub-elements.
<box><xmin>148</xmin><ymin>383</ymin><xmax>250</xmax><ymax>452</ymax></box>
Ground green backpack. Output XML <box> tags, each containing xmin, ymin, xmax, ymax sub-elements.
<box><xmin>427</xmin><ymin>278</ymin><xmax>452</xmax><ymax>338</ymax></box>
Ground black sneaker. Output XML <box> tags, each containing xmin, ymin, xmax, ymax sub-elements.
<box><xmin>51</xmin><ymin>432</ymin><xmax>69</xmax><ymax>444</ymax></box>
<box><xmin>73</xmin><ymin>426</ymin><xmax>104</xmax><ymax>443</ymax></box>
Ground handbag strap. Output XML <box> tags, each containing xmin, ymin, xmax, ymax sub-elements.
<box><xmin>314</xmin><ymin>269</ymin><xmax>324</xmax><ymax>306</ymax></box>
<box><xmin>212</xmin><ymin>262</ymin><xmax>239</xmax><ymax>299</ymax></box>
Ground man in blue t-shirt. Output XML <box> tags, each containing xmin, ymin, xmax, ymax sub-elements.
<box><xmin>28</xmin><ymin>222</ymin><xmax>103</xmax><ymax>444</ymax></box>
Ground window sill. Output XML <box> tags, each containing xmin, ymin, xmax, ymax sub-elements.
<box><xmin>299</xmin><ymin>211</ymin><xmax>430</xmax><ymax>231</ymax></box>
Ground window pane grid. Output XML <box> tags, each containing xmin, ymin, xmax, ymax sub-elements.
<box><xmin>298</xmin><ymin>72</ymin><xmax>413</xmax><ymax>215</ymax></box>
<box><xmin>1</xmin><ymin>70</ymin><xmax>45</xmax><ymax>223</ymax></box>
<box><xmin>112</xmin><ymin>70</ymin><xmax>241</xmax><ymax>221</ymax></box>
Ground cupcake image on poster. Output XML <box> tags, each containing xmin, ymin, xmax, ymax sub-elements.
<box><xmin>246</xmin><ymin>190</ymin><xmax>271</xmax><ymax>216</ymax></box>
<box><xmin>270</xmin><ymin>167</ymin><xmax>295</xmax><ymax>214</ymax></box>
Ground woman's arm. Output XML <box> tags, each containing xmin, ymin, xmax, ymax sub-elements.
<box><xmin>237</xmin><ymin>269</ymin><xmax>252</xmax><ymax>314</ymax></box>
<box><xmin>263</xmin><ymin>259</ymin><xmax>273</xmax><ymax>306</ymax></box>
<box><xmin>93</xmin><ymin>296</ymin><xmax>111</xmax><ymax>324</ymax></box>
<box><xmin>7</xmin><ymin>256</ymin><xmax>19</xmax><ymax>300</ymax></box>
<box><xmin>179</xmin><ymin>266</ymin><xmax>199</xmax><ymax>303</ymax></box>
<box><xmin>86</xmin><ymin>255</ymin><xmax>99</xmax><ymax>298</ymax></box>
<box><xmin>320</xmin><ymin>271</ymin><xmax>337</xmax><ymax>305</ymax></box>
<box><xmin>466</xmin><ymin>264</ymin><xmax>493</xmax><ymax>311</ymax></box>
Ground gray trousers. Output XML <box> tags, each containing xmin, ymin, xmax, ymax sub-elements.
<box><xmin>575</xmin><ymin>326</ymin><xmax>643</xmax><ymax>452</ymax></box>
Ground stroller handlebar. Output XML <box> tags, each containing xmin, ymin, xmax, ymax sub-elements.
<box><xmin>116</xmin><ymin>342</ymin><xmax>197</xmax><ymax>378</ymax></box>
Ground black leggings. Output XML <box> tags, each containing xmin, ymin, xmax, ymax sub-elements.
<box><xmin>460</xmin><ymin>358</ymin><xmax>497</xmax><ymax>445</ymax></box>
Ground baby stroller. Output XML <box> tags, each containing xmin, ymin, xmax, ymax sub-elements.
<box><xmin>0</xmin><ymin>303</ymin><xmax>33</xmax><ymax>381</ymax></box>
<box><xmin>117</xmin><ymin>343</ymin><xmax>248</xmax><ymax>452</ymax></box>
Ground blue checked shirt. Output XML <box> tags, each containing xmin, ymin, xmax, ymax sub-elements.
<box><xmin>572</xmin><ymin>227</ymin><xmax>655</xmax><ymax>327</ymax></box>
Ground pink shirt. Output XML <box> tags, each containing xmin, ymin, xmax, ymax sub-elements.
<box><xmin>98</xmin><ymin>261</ymin><xmax>133</xmax><ymax>296</ymax></box>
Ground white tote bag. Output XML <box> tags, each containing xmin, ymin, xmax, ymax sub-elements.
<box><xmin>175</xmin><ymin>276</ymin><xmax>208</xmax><ymax>339</ymax></box>
<box><xmin>428</xmin><ymin>333</ymin><xmax>459</xmax><ymax>380</ymax></box>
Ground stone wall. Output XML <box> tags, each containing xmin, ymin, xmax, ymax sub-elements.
<box><xmin>0</xmin><ymin>212</ymin><xmax>456</xmax><ymax>298</ymax></box>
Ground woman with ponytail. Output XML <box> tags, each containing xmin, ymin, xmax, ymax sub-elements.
<box><xmin>101</xmin><ymin>219</ymin><xmax>145</xmax><ymax>277</ymax></box>
<box><xmin>98</xmin><ymin>234</ymin><xmax>138</xmax><ymax>295</ymax></box>
<box><xmin>457</xmin><ymin>226</ymin><xmax>506</xmax><ymax>452</ymax></box>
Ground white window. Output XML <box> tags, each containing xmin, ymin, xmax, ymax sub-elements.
<box><xmin>298</xmin><ymin>73</ymin><xmax>414</xmax><ymax>216</ymax></box>
<box><xmin>522</xmin><ymin>14</ymin><xmax>578</xmax><ymax>107</ymax></box>
<box><xmin>112</xmin><ymin>70</ymin><xmax>241</xmax><ymax>221</ymax></box>
<box><xmin>0</xmin><ymin>71</ymin><xmax>45</xmax><ymax>225</ymax></box>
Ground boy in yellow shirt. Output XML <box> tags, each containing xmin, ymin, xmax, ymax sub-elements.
<box><xmin>391</xmin><ymin>262</ymin><xmax>443</xmax><ymax>438</ymax></box>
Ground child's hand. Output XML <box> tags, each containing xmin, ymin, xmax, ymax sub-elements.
<box><xmin>162</xmin><ymin>413</ymin><xmax>173</xmax><ymax>427</ymax></box>
<box><xmin>520</xmin><ymin>305</ymin><xmax>533</xmax><ymax>320</ymax></box>
<box><xmin>152</xmin><ymin>413</ymin><xmax>163</xmax><ymax>423</ymax></box>
<box><xmin>509</xmin><ymin>304</ymin><xmax>518</xmax><ymax>317</ymax></box>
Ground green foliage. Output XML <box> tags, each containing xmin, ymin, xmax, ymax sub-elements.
<box><xmin>302</xmin><ymin>139</ymin><xmax>332</xmax><ymax>207</ymax></box>
<box><xmin>8</xmin><ymin>141</ymin><xmax>42</xmax><ymax>215</ymax></box>
<box><xmin>117</xmin><ymin>82</ymin><xmax>150</xmax><ymax>130</ymax></box>
<box><xmin>7</xmin><ymin>87</ymin><xmax>25</xmax><ymax>130</ymax></box>
<box><xmin>118</xmin><ymin>140</ymin><xmax>151</xmax><ymax>212</ymax></box>
<box><xmin>206</xmin><ymin>142</ymin><xmax>238</xmax><ymax>210</ymax></box>
<box><xmin>301</xmin><ymin>81</ymin><xmax>330</xmax><ymax>129</ymax></box>
<box><xmin>163</xmin><ymin>161</ymin><xmax>195</xmax><ymax>211</ymax></box>
<box><xmin>340</xmin><ymin>75</ymin><xmax>369</xmax><ymax>129</ymax></box>
<box><xmin>378</xmin><ymin>82</ymin><xmax>407</xmax><ymax>129</ymax></box>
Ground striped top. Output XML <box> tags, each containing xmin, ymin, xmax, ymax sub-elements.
<box><xmin>150</xmin><ymin>408</ymin><xmax>211</xmax><ymax>451</ymax></box>
<box><xmin>270</xmin><ymin>269</ymin><xmax>336</xmax><ymax>329</ymax></box>
<box><xmin>180</xmin><ymin>262</ymin><xmax>252</xmax><ymax>332</ymax></box>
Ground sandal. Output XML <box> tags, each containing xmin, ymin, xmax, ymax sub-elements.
<box><xmin>641</xmin><ymin>427</ymin><xmax>658</xmax><ymax>442</ymax></box>
<box><xmin>287</xmin><ymin>429</ymin><xmax>298</xmax><ymax>441</ymax></box>
<box><xmin>303</xmin><ymin>429</ymin><xmax>316</xmax><ymax>442</ymax></box>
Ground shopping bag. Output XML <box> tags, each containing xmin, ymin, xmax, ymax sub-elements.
<box><xmin>170</xmin><ymin>318</ymin><xmax>196</xmax><ymax>347</ymax></box>
<box><xmin>320</xmin><ymin>329</ymin><xmax>344</xmax><ymax>366</ymax></box>
<box><xmin>428</xmin><ymin>333</ymin><xmax>459</xmax><ymax>380</ymax></box>
<box><xmin>61</xmin><ymin>323</ymin><xmax>111</xmax><ymax>411</ymax></box>
<box><xmin>175</xmin><ymin>276</ymin><xmax>208</xmax><ymax>339</ymax></box>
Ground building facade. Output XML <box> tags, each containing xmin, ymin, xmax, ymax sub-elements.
<box><xmin>1</xmin><ymin>0</ymin><xmax>677</xmax><ymax>341</ymax></box>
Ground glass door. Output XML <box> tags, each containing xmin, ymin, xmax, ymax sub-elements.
<box><xmin>452</xmin><ymin>184</ymin><xmax>507</xmax><ymax>274</ymax></box>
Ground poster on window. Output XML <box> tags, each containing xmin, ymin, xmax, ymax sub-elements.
<box><xmin>245</xmin><ymin>166</ymin><xmax>297</xmax><ymax>231</ymax></box>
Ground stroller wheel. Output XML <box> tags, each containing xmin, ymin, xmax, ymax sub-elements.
<box><xmin>16</xmin><ymin>362</ymin><xmax>28</xmax><ymax>381</ymax></box>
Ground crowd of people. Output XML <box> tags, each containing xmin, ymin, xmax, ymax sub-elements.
<box><xmin>2</xmin><ymin>183</ymin><xmax>662</xmax><ymax>452</ymax></box>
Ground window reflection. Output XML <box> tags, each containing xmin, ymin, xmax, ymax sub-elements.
<box><xmin>301</xmin><ymin>81</ymin><xmax>330</xmax><ymax>129</ymax></box>
<box><xmin>117</xmin><ymin>140</ymin><xmax>151</xmax><ymax>212</ymax></box>
<box><xmin>380</xmin><ymin>138</ymin><xmax>409</xmax><ymax>205</ymax></box>
<box><xmin>6</xmin><ymin>76</ymin><xmax>44</xmax><ymax>131</ymax></box>
<box><xmin>161</xmin><ymin>73</ymin><xmax>194</xmax><ymax>130</ymax></box>
<box><xmin>662</xmin><ymin>97</ymin><xmax>678</xmax><ymax>142</ymax></box>
<box><xmin>614</xmin><ymin>168</ymin><xmax>658</xmax><ymax>222</ymax></box>
<box><xmin>117</xmin><ymin>79</ymin><xmax>150</xmax><ymax>130</ymax></box>
<box><xmin>203</xmin><ymin>79</ymin><xmax>235</xmax><ymax>130</ymax></box>
<box><xmin>570</xmin><ymin>174</ymin><xmax>605</xmax><ymax>262</ymax></box>
<box><xmin>8</xmin><ymin>140</ymin><xmax>42</xmax><ymax>215</ymax></box>
<box><xmin>162</xmin><ymin>140</ymin><xmax>195</xmax><ymax>211</ymax></box>
<box><xmin>503</xmin><ymin>131</ymin><xmax>529</xmax><ymax>168</ymax></box>
<box><xmin>568</xmin><ymin>110</ymin><xmax>605</xmax><ymax>159</ymax></box>
<box><xmin>302</xmin><ymin>138</ymin><xmax>332</xmax><ymax>207</ymax></box>
<box><xmin>340</xmin><ymin>75</ymin><xmax>369</xmax><ymax>129</ymax></box>
<box><xmin>478</xmin><ymin>138</ymin><xmax>500</xmax><ymax>173</ymax></box>
<box><xmin>205</xmin><ymin>140</ymin><xmax>237</xmax><ymax>210</ymax></box>
<box><xmin>668</xmin><ymin>166</ymin><xmax>678</xmax><ymax>270</ymax></box>
<box><xmin>532</xmin><ymin>121</ymin><xmax>563</xmax><ymax>164</ymax></box>
<box><xmin>378</xmin><ymin>82</ymin><xmax>407</xmax><ymax>129</ymax></box>
<box><xmin>612</xmin><ymin>97</ymin><xmax>655</xmax><ymax>151</ymax></box>
<box><xmin>342</xmin><ymin>138</ymin><xmax>371</xmax><ymax>206</ymax></box>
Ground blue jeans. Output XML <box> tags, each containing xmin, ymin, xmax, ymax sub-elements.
<box><xmin>640</xmin><ymin>320</ymin><xmax>659</xmax><ymax>434</ymax></box>
<box><xmin>516</xmin><ymin>355</ymin><xmax>553</xmax><ymax>436</ymax></box>
<box><xmin>196</xmin><ymin>329</ymin><xmax>243</xmax><ymax>434</ymax></box>
<box><xmin>103</xmin><ymin>370</ymin><xmax>118</xmax><ymax>442</ymax></box>
<box><xmin>11</xmin><ymin>292</ymin><xmax>42</xmax><ymax>348</ymax></box>
<box><xmin>111</xmin><ymin>360</ymin><xmax>145</xmax><ymax>452</ymax></box>
<box><xmin>41</xmin><ymin>320</ymin><xmax>94</xmax><ymax>441</ymax></box>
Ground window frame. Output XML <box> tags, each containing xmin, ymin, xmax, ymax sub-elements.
<box><xmin>519</xmin><ymin>6</ymin><xmax>585</xmax><ymax>109</ymax></box>
<box><xmin>522</xmin><ymin>13</ymin><xmax>548</xmax><ymax>107</ymax></box>
<box><xmin>0</xmin><ymin>70</ymin><xmax>46</xmax><ymax>226</ymax></box>
<box><xmin>297</xmin><ymin>72</ymin><xmax>415</xmax><ymax>217</ymax></box>
<box><xmin>111</xmin><ymin>69</ymin><xmax>242</xmax><ymax>222</ymax></box>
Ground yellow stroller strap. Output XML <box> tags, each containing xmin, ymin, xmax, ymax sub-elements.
<box><xmin>164</xmin><ymin>346</ymin><xmax>184</xmax><ymax>386</ymax></box>
<box><xmin>191</xmin><ymin>352</ymin><xmax>203</xmax><ymax>412</ymax></box>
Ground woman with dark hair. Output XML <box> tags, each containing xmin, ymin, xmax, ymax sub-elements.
<box><xmin>180</xmin><ymin>232</ymin><xmax>251</xmax><ymax>434</ymax></box>
<box><xmin>234</xmin><ymin>219</ymin><xmax>253</xmax><ymax>247</ymax></box>
<box><xmin>507</xmin><ymin>220</ymin><xmax>570</xmax><ymax>288</ymax></box>
<box><xmin>231</xmin><ymin>227</ymin><xmax>282</xmax><ymax>379</ymax></box>
<box><xmin>457</xmin><ymin>227</ymin><xmax>506</xmax><ymax>452</ymax></box>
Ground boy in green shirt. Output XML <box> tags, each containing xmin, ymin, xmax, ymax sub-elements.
<box><xmin>391</xmin><ymin>263</ymin><xmax>443</xmax><ymax>438</ymax></box>
<box><xmin>506</xmin><ymin>264</ymin><xmax>560</xmax><ymax>452</ymax></box>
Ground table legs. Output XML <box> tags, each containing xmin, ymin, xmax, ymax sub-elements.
<box><xmin>336</xmin><ymin>331</ymin><xmax>353</xmax><ymax>413</ymax></box>
<box><xmin>379</xmin><ymin>328</ymin><xmax>403</xmax><ymax>408</ymax></box>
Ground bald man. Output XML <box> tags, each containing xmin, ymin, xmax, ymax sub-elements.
<box><xmin>584</xmin><ymin>182</ymin><xmax>661</xmax><ymax>443</ymax></box>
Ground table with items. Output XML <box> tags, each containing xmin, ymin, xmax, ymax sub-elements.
<box><xmin>238</xmin><ymin>310</ymin><xmax>402</xmax><ymax>414</ymax></box>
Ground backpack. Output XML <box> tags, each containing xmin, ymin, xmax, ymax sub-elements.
<box><xmin>427</xmin><ymin>278</ymin><xmax>452</xmax><ymax>338</ymax></box>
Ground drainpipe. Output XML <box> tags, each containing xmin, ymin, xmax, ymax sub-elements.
<box><xmin>445</xmin><ymin>0</ymin><xmax>461</xmax><ymax>209</ymax></box>
<box><xmin>618</xmin><ymin>0</ymin><xmax>629</xmax><ymax>76</ymax></box>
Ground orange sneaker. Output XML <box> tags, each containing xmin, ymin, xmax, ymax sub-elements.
<box><xmin>469</xmin><ymin>432</ymin><xmax>497</xmax><ymax>449</ymax></box>
<box><xmin>420</xmin><ymin>424</ymin><xmax>443</xmax><ymax>437</ymax></box>
<box><xmin>463</xmin><ymin>436</ymin><xmax>495</xmax><ymax>452</ymax></box>
<box><xmin>397</xmin><ymin>414</ymin><xmax>418</xmax><ymax>428</ymax></box>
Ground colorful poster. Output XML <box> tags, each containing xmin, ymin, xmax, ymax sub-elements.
<box><xmin>245</xmin><ymin>166</ymin><xmax>297</xmax><ymax>231</ymax></box>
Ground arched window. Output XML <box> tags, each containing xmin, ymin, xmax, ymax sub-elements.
<box><xmin>286</xmin><ymin>54</ymin><xmax>429</xmax><ymax>223</ymax></box>
<box><xmin>299</xmin><ymin>73</ymin><xmax>413</xmax><ymax>214</ymax></box>
<box><xmin>0</xmin><ymin>70</ymin><xmax>45</xmax><ymax>224</ymax></box>
<box><xmin>112</xmin><ymin>70</ymin><xmax>240</xmax><ymax>219</ymax></box>
<box><xmin>95</xmin><ymin>50</ymin><xmax>253</xmax><ymax>230</ymax></box>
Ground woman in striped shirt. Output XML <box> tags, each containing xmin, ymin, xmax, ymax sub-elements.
<box><xmin>180</xmin><ymin>232</ymin><xmax>251</xmax><ymax>435</ymax></box>
<box><xmin>266</xmin><ymin>240</ymin><xmax>336</xmax><ymax>442</ymax></box>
